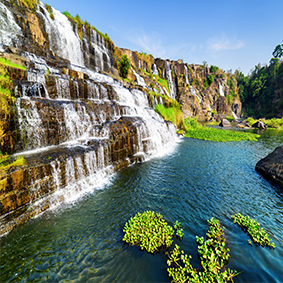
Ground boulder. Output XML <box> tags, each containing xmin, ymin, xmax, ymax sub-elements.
<box><xmin>219</xmin><ymin>118</ymin><xmax>231</xmax><ymax>127</ymax></box>
<box><xmin>252</xmin><ymin>120</ymin><xmax>267</xmax><ymax>129</ymax></box>
<box><xmin>255</xmin><ymin>146</ymin><xmax>283</xmax><ymax>187</ymax></box>
<box><xmin>236</xmin><ymin>120</ymin><xmax>250</xmax><ymax>128</ymax></box>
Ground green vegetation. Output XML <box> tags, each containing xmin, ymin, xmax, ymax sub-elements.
<box><xmin>207</xmin><ymin>74</ymin><xmax>214</xmax><ymax>86</ymax></box>
<box><xmin>119</xmin><ymin>55</ymin><xmax>131</xmax><ymax>79</ymax></box>
<box><xmin>0</xmin><ymin>58</ymin><xmax>25</xmax><ymax>153</ymax></box>
<box><xmin>167</xmin><ymin>218</ymin><xmax>238</xmax><ymax>283</ymax></box>
<box><xmin>155</xmin><ymin>97</ymin><xmax>184</xmax><ymax>128</ymax></box>
<box><xmin>236</xmin><ymin>41</ymin><xmax>283</xmax><ymax>118</ymax></box>
<box><xmin>272</xmin><ymin>40</ymin><xmax>283</xmax><ymax>59</ymax></box>
<box><xmin>123</xmin><ymin>211</ymin><xmax>276</xmax><ymax>282</ymax></box>
<box><xmin>122</xmin><ymin>211</ymin><xmax>183</xmax><ymax>253</ymax></box>
<box><xmin>62</xmin><ymin>11</ymin><xmax>112</xmax><ymax>43</ymax></box>
<box><xmin>231</xmin><ymin>214</ymin><xmax>276</xmax><ymax>248</ymax></box>
<box><xmin>245</xmin><ymin>117</ymin><xmax>283</xmax><ymax>129</ymax></box>
<box><xmin>226</xmin><ymin>115</ymin><xmax>234</xmax><ymax>122</ymax></box>
<box><xmin>45</xmin><ymin>3</ymin><xmax>54</xmax><ymax>20</ymax></box>
<box><xmin>0</xmin><ymin>58</ymin><xmax>26</xmax><ymax>71</ymax></box>
<box><xmin>183</xmin><ymin>117</ymin><xmax>260</xmax><ymax>142</ymax></box>
<box><xmin>210</xmin><ymin>65</ymin><xmax>219</xmax><ymax>74</ymax></box>
<box><xmin>0</xmin><ymin>153</ymin><xmax>25</xmax><ymax>175</ymax></box>
<box><xmin>11</xmin><ymin>0</ymin><xmax>39</xmax><ymax>11</ymax></box>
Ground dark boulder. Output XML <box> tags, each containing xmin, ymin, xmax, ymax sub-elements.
<box><xmin>252</xmin><ymin>120</ymin><xmax>267</xmax><ymax>129</ymax></box>
<box><xmin>219</xmin><ymin>118</ymin><xmax>231</xmax><ymax>127</ymax></box>
<box><xmin>236</xmin><ymin>120</ymin><xmax>250</xmax><ymax>128</ymax></box>
<box><xmin>255</xmin><ymin>146</ymin><xmax>283</xmax><ymax>187</ymax></box>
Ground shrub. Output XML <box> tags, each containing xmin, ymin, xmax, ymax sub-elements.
<box><xmin>119</xmin><ymin>55</ymin><xmax>131</xmax><ymax>78</ymax></box>
<box><xmin>207</xmin><ymin>74</ymin><xmax>214</xmax><ymax>85</ymax></box>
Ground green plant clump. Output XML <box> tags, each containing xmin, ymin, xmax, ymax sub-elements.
<box><xmin>184</xmin><ymin>123</ymin><xmax>260</xmax><ymax>142</ymax></box>
<box><xmin>123</xmin><ymin>211</ymin><xmax>182</xmax><ymax>253</ymax></box>
<box><xmin>119</xmin><ymin>55</ymin><xmax>131</xmax><ymax>79</ymax></box>
<box><xmin>231</xmin><ymin>214</ymin><xmax>276</xmax><ymax>248</ymax></box>
<box><xmin>167</xmin><ymin>217</ymin><xmax>238</xmax><ymax>283</ymax></box>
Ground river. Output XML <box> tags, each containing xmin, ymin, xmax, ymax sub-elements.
<box><xmin>1</xmin><ymin>129</ymin><xmax>283</xmax><ymax>282</ymax></box>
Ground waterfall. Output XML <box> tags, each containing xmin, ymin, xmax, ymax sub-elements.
<box><xmin>132</xmin><ymin>69</ymin><xmax>146</xmax><ymax>87</ymax></box>
<box><xmin>0</xmin><ymin>2</ymin><xmax>22</xmax><ymax>51</ymax></box>
<box><xmin>0</xmin><ymin>1</ymin><xmax>180</xmax><ymax>234</ymax></box>
<box><xmin>190</xmin><ymin>86</ymin><xmax>202</xmax><ymax>103</ymax></box>
<box><xmin>184</xmin><ymin>65</ymin><xmax>189</xmax><ymax>84</ymax></box>
<box><xmin>165</xmin><ymin>61</ymin><xmax>176</xmax><ymax>99</ymax></box>
<box><xmin>39</xmin><ymin>3</ymin><xmax>85</xmax><ymax>67</ymax></box>
<box><xmin>232</xmin><ymin>111</ymin><xmax>238</xmax><ymax>120</ymax></box>
<box><xmin>219</xmin><ymin>82</ymin><xmax>225</xmax><ymax>97</ymax></box>
<box><xmin>152</xmin><ymin>64</ymin><xmax>158</xmax><ymax>76</ymax></box>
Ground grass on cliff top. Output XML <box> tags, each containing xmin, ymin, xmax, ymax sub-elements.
<box><xmin>11</xmin><ymin>0</ymin><xmax>39</xmax><ymax>11</ymax></box>
<box><xmin>62</xmin><ymin>11</ymin><xmax>112</xmax><ymax>43</ymax></box>
<box><xmin>184</xmin><ymin>117</ymin><xmax>260</xmax><ymax>142</ymax></box>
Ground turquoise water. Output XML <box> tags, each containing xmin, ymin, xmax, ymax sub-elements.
<box><xmin>1</xmin><ymin>130</ymin><xmax>283</xmax><ymax>282</ymax></box>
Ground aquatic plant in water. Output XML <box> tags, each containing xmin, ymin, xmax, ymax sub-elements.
<box><xmin>122</xmin><ymin>211</ymin><xmax>183</xmax><ymax>253</ymax></box>
<box><xmin>167</xmin><ymin>217</ymin><xmax>238</xmax><ymax>283</ymax></box>
<box><xmin>231</xmin><ymin>213</ymin><xmax>276</xmax><ymax>248</ymax></box>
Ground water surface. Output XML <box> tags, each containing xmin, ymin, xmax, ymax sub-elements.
<box><xmin>1</xmin><ymin>130</ymin><xmax>283</xmax><ymax>282</ymax></box>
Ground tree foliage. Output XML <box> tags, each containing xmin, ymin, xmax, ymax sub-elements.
<box><xmin>235</xmin><ymin>41</ymin><xmax>283</xmax><ymax>118</ymax></box>
<box><xmin>272</xmin><ymin>41</ymin><xmax>283</xmax><ymax>59</ymax></box>
<box><xmin>119</xmin><ymin>55</ymin><xmax>131</xmax><ymax>78</ymax></box>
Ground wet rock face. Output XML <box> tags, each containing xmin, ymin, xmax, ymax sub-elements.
<box><xmin>0</xmin><ymin>116</ymin><xmax>150</xmax><ymax>234</ymax></box>
<box><xmin>256</xmin><ymin>146</ymin><xmax>283</xmax><ymax>187</ymax></box>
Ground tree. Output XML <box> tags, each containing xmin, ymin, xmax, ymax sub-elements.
<box><xmin>272</xmin><ymin>41</ymin><xmax>283</xmax><ymax>59</ymax></box>
<box><xmin>119</xmin><ymin>55</ymin><xmax>131</xmax><ymax>78</ymax></box>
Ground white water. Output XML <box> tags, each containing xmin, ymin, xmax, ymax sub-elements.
<box><xmin>184</xmin><ymin>65</ymin><xmax>189</xmax><ymax>84</ymax></box>
<box><xmin>132</xmin><ymin>68</ymin><xmax>146</xmax><ymax>87</ymax></box>
<box><xmin>232</xmin><ymin>111</ymin><xmax>238</xmax><ymax>120</ymax></box>
<box><xmin>0</xmin><ymin>2</ymin><xmax>22</xmax><ymax>51</ymax></box>
<box><xmin>219</xmin><ymin>82</ymin><xmax>225</xmax><ymax>97</ymax></box>
<box><xmin>2</xmin><ymin>1</ymin><xmax>180</xmax><ymax>226</ymax></box>
<box><xmin>165</xmin><ymin>61</ymin><xmax>176</xmax><ymax>99</ymax></box>
<box><xmin>190</xmin><ymin>86</ymin><xmax>202</xmax><ymax>103</ymax></box>
<box><xmin>152</xmin><ymin>63</ymin><xmax>158</xmax><ymax>76</ymax></box>
<box><xmin>39</xmin><ymin>3</ymin><xmax>85</xmax><ymax>67</ymax></box>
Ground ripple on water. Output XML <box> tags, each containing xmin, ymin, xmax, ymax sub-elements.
<box><xmin>1</xmin><ymin>130</ymin><xmax>283</xmax><ymax>282</ymax></box>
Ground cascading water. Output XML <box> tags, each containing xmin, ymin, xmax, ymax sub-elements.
<box><xmin>0</xmin><ymin>2</ymin><xmax>22</xmax><ymax>50</ymax></box>
<box><xmin>39</xmin><ymin>3</ymin><xmax>85</xmax><ymax>68</ymax></box>
<box><xmin>219</xmin><ymin>82</ymin><xmax>225</xmax><ymax>97</ymax></box>
<box><xmin>132</xmin><ymin>68</ymin><xmax>146</xmax><ymax>87</ymax></box>
<box><xmin>0</xmin><ymin>0</ymin><xmax>179</xmax><ymax>235</ymax></box>
<box><xmin>152</xmin><ymin>63</ymin><xmax>158</xmax><ymax>76</ymax></box>
<box><xmin>190</xmin><ymin>86</ymin><xmax>202</xmax><ymax>103</ymax></box>
<box><xmin>184</xmin><ymin>65</ymin><xmax>189</xmax><ymax>85</ymax></box>
<box><xmin>165</xmin><ymin>61</ymin><xmax>176</xmax><ymax>99</ymax></box>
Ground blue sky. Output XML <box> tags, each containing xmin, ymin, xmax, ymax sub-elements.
<box><xmin>45</xmin><ymin>0</ymin><xmax>283</xmax><ymax>75</ymax></box>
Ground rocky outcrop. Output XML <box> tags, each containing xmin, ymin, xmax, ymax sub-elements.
<box><xmin>219</xmin><ymin>118</ymin><xmax>231</xmax><ymax>127</ymax></box>
<box><xmin>0</xmin><ymin>0</ymin><xmax>178</xmax><ymax>234</ymax></box>
<box><xmin>255</xmin><ymin>146</ymin><xmax>283</xmax><ymax>187</ymax></box>
<box><xmin>252</xmin><ymin>120</ymin><xmax>267</xmax><ymax>129</ymax></box>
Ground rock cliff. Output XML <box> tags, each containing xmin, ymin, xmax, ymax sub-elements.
<box><xmin>0</xmin><ymin>0</ymin><xmax>241</xmax><ymax>234</ymax></box>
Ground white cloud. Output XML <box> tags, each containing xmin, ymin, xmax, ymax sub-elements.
<box><xmin>207</xmin><ymin>36</ymin><xmax>245</xmax><ymax>52</ymax></box>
